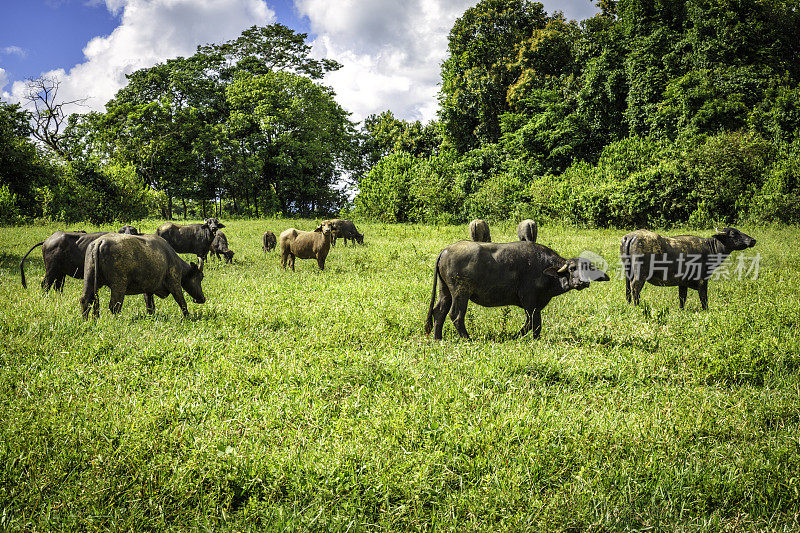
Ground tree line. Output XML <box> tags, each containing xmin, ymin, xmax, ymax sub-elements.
<box><xmin>1</xmin><ymin>25</ymin><xmax>359</xmax><ymax>224</ymax></box>
<box><xmin>2</xmin><ymin>1</ymin><xmax>800</xmax><ymax>227</ymax></box>
<box><xmin>355</xmin><ymin>0</ymin><xmax>800</xmax><ymax>227</ymax></box>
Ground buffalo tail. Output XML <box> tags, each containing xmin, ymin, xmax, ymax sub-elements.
<box><xmin>19</xmin><ymin>241</ymin><xmax>44</xmax><ymax>289</ymax></box>
<box><xmin>424</xmin><ymin>252</ymin><xmax>442</xmax><ymax>335</ymax></box>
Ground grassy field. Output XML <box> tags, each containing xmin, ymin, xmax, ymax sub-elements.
<box><xmin>1</xmin><ymin>219</ymin><xmax>799</xmax><ymax>530</ymax></box>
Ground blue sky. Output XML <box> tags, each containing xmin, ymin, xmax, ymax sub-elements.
<box><xmin>0</xmin><ymin>0</ymin><xmax>598</xmax><ymax>122</ymax></box>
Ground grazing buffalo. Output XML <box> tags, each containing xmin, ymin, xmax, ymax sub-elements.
<box><xmin>118</xmin><ymin>225</ymin><xmax>140</xmax><ymax>235</ymax></box>
<box><xmin>262</xmin><ymin>230</ymin><xmax>277</xmax><ymax>253</ymax></box>
<box><xmin>468</xmin><ymin>219</ymin><xmax>491</xmax><ymax>242</ymax></box>
<box><xmin>210</xmin><ymin>231</ymin><xmax>234</xmax><ymax>263</ymax></box>
<box><xmin>516</xmin><ymin>219</ymin><xmax>538</xmax><ymax>242</ymax></box>
<box><xmin>80</xmin><ymin>233</ymin><xmax>205</xmax><ymax>318</ymax></box>
<box><xmin>155</xmin><ymin>218</ymin><xmax>224</xmax><ymax>266</ymax></box>
<box><xmin>20</xmin><ymin>225</ymin><xmax>151</xmax><ymax>290</ymax></box>
<box><xmin>20</xmin><ymin>230</ymin><xmax>102</xmax><ymax>290</ymax></box>
<box><xmin>323</xmin><ymin>219</ymin><xmax>364</xmax><ymax>246</ymax></box>
<box><xmin>279</xmin><ymin>222</ymin><xmax>333</xmax><ymax>271</ymax></box>
<box><xmin>425</xmin><ymin>240</ymin><xmax>609</xmax><ymax>340</ymax></box>
<box><xmin>621</xmin><ymin>227</ymin><xmax>756</xmax><ymax>310</ymax></box>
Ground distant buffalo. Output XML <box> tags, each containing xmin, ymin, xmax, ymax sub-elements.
<box><xmin>210</xmin><ymin>231</ymin><xmax>234</xmax><ymax>263</ymax></box>
<box><xmin>323</xmin><ymin>219</ymin><xmax>364</xmax><ymax>246</ymax></box>
<box><xmin>279</xmin><ymin>222</ymin><xmax>334</xmax><ymax>271</ymax></box>
<box><xmin>118</xmin><ymin>225</ymin><xmax>140</xmax><ymax>235</ymax></box>
<box><xmin>621</xmin><ymin>227</ymin><xmax>756</xmax><ymax>309</ymax></box>
<box><xmin>156</xmin><ymin>218</ymin><xmax>224</xmax><ymax>267</ymax></box>
<box><xmin>262</xmin><ymin>230</ymin><xmax>277</xmax><ymax>253</ymax></box>
<box><xmin>425</xmin><ymin>240</ymin><xmax>609</xmax><ymax>339</ymax></box>
<box><xmin>80</xmin><ymin>233</ymin><xmax>205</xmax><ymax>318</ymax></box>
<box><xmin>468</xmin><ymin>219</ymin><xmax>491</xmax><ymax>242</ymax></box>
<box><xmin>20</xmin><ymin>227</ymin><xmax>136</xmax><ymax>290</ymax></box>
<box><xmin>516</xmin><ymin>219</ymin><xmax>538</xmax><ymax>242</ymax></box>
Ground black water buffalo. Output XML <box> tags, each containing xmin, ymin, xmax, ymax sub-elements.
<box><xmin>262</xmin><ymin>230</ymin><xmax>277</xmax><ymax>253</ymax></box>
<box><xmin>118</xmin><ymin>225</ymin><xmax>140</xmax><ymax>235</ymax></box>
<box><xmin>20</xmin><ymin>230</ymin><xmax>103</xmax><ymax>290</ymax></box>
<box><xmin>516</xmin><ymin>219</ymin><xmax>538</xmax><ymax>242</ymax></box>
<box><xmin>210</xmin><ymin>231</ymin><xmax>234</xmax><ymax>263</ymax></box>
<box><xmin>20</xmin><ymin>225</ymin><xmax>151</xmax><ymax>290</ymax></box>
<box><xmin>468</xmin><ymin>219</ymin><xmax>491</xmax><ymax>242</ymax></box>
<box><xmin>155</xmin><ymin>218</ymin><xmax>224</xmax><ymax>266</ymax></box>
<box><xmin>80</xmin><ymin>233</ymin><xmax>205</xmax><ymax>318</ymax></box>
<box><xmin>621</xmin><ymin>227</ymin><xmax>756</xmax><ymax>310</ymax></box>
<box><xmin>425</xmin><ymin>240</ymin><xmax>609</xmax><ymax>340</ymax></box>
<box><xmin>323</xmin><ymin>219</ymin><xmax>364</xmax><ymax>246</ymax></box>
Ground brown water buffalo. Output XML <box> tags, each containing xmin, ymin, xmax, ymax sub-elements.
<box><xmin>468</xmin><ymin>219</ymin><xmax>491</xmax><ymax>242</ymax></box>
<box><xmin>279</xmin><ymin>222</ymin><xmax>333</xmax><ymax>271</ymax></box>
<box><xmin>80</xmin><ymin>233</ymin><xmax>205</xmax><ymax>318</ymax></box>
<box><xmin>210</xmin><ymin>231</ymin><xmax>234</xmax><ymax>263</ymax></box>
<box><xmin>155</xmin><ymin>218</ymin><xmax>224</xmax><ymax>266</ymax></box>
<box><xmin>516</xmin><ymin>219</ymin><xmax>538</xmax><ymax>242</ymax></box>
<box><xmin>262</xmin><ymin>230</ymin><xmax>277</xmax><ymax>253</ymax></box>
<box><xmin>425</xmin><ymin>240</ymin><xmax>609</xmax><ymax>340</ymax></box>
<box><xmin>621</xmin><ymin>227</ymin><xmax>756</xmax><ymax>309</ymax></box>
<box><xmin>20</xmin><ymin>230</ymin><xmax>104</xmax><ymax>290</ymax></box>
<box><xmin>323</xmin><ymin>219</ymin><xmax>364</xmax><ymax>246</ymax></box>
<box><xmin>118</xmin><ymin>225</ymin><xmax>140</xmax><ymax>235</ymax></box>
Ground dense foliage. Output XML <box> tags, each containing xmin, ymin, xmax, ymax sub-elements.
<box><xmin>355</xmin><ymin>0</ymin><xmax>800</xmax><ymax>226</ymax></box>
<box><xmin>3</xmin><ymin>2</ymin><xmax>800</xmax><ymax>226</ymax></box>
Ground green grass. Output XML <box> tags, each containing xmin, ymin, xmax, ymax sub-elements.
<box><xmin>1</xmin><ymin>219</ymin><xmax>799</xmax><ymax>530</ymax></box>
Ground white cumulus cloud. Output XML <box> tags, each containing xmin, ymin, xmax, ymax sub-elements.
<box><xmin>6</xmin><ymin>0</ymin><xmax>275</xmax><ymax>112</ymax></box>
<box><xmin>0</xmin><ymin>68</ymin><xmax>9</xmax><ymax>100</ymax></box>
<box><xmin>298</xmin><ymin>0</ymin><xmax>599</xmax><ymax>124</ymax></box>
<box><xmin>298</xmin><ymin>0</ymin><xmax>475</xmax><ymax>124</ymax></box>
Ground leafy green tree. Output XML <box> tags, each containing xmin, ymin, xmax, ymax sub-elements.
<box><xmin>0</xmin><ymin>101</ymin><xmax>55</xmax><ymax>219</ymax></box>
<box><xmin>439</xmin><ymin>0</ymin><xmax>549</xmax><ymax>152</ymax></box>
<box><xmin>226</xmin><ymin>71</ymin><xmax>356</xmax><ymax>215</ymax></box>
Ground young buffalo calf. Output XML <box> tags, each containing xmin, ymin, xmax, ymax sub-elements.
<box><xmin>262</xmin><ymin>230</ymin><xmax>277</xmax><ymax>253</ymax></box>
<box><xmin>210</xmin><ymin>231</ymin><xmax>234</xmax><ymax>263</ymax></box>
<box><xmin>279</xmin><ymin>222</ymin><xmax>333</xmax><ymax>271</ymax></box>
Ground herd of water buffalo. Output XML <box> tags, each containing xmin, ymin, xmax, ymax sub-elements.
<box><xmin>18</xmin><ymin>217</ymin><xmax>756</xmax><ymax>338</ymax></box>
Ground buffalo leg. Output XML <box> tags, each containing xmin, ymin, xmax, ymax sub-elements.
<box><xmin>54</xmin><ymin>276</ymin><xmax>66</xmax><ymax>291</ymax></box>
<box><xmin>449</xmin><ymin>294</ymin><xmax>470</xmax><ymax>339</ymax></box>
<box><xmin>41</xmin><ymin>269</ymin><xmax>59</xmax><ymax>292</ymax></box>
<box><xmin>289</xmin><ymin>254</ymin><xmax>295</xmax><ymax>271</ymax></box>
<box><xmin>281</xmin><ymin>251</ymin><xmax>288</xmax><ymax>269</ymax></box>
<box><xmin>317</xmin><ymin>256</ymin><xmax>325</xmax><ymax>270</ymax></box>
<box><xmin>631</xmin><ymin>278</ymin><xmax>646</xmax><ymax>306</ymax></box>
<box><xmin>625</xmin><ymin>277</ymin><xmax>632</xmax><ymax>303</ymax></box>
<box><xmin>531</xmin><ymin>309</ymin><xmax>542</xmax><ymax>339</ymax></box>
<box><xmin>108</xmin><ymin>283</ymin><xmax>125</xmax><ymax>315</ymax></box>
<box><xmin>168</xmin><ymin>281</ymin><xmax>190</xmax><ymax>317</ymax></box>
<box><xmin>144</xmin><ymin>293</ymin><xmax>156</xmax><ymax>314</ymax></box>
<box><xmin>432</xmin><ymin>280</ymin><xmax>452</xmax><ymax>340</ymax></box>
<box><xmin>514</xmin><ymin>310</ymin><xmax>533</xmax><ymax>339</ymax></box>
<box><xmin>698</xmin><ymin>281</ymin><xmax>709</xmax><ymax>310</ymax></box>
<box><xmin>678</xmin><ymin>285</ymin><xmax>688</xmax><ymax>309</ymax></box>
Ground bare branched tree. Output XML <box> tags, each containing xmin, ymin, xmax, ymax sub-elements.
<box><xmin>22</xmin><ymin>76</ymin><xmax>88</xmax><ymax>160</ymax></box>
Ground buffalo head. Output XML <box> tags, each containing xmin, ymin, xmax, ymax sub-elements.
<box><xmin>713</xmin><ymin>227</ymin><xmax>756</xmax><ymax>251</ymax></box>
<box><xmin>182</xmin><ymin>261</ymin><xmax>206</xmax><ymax>304</ymax></box>
<box><xmin>545</xmin><ymin>257</ymin><xmax>610</xmax><ymax>291</ymax></box>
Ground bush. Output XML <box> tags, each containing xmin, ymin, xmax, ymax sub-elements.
<box><xmin>0</xmin><ymin>184</ymin><xmax>20</xmax><ymax>225</ymax></box>
<box><xmin>353</xmin><ymin>152</ymin><xmax>415</xmax><ymax>222</ymax></box>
